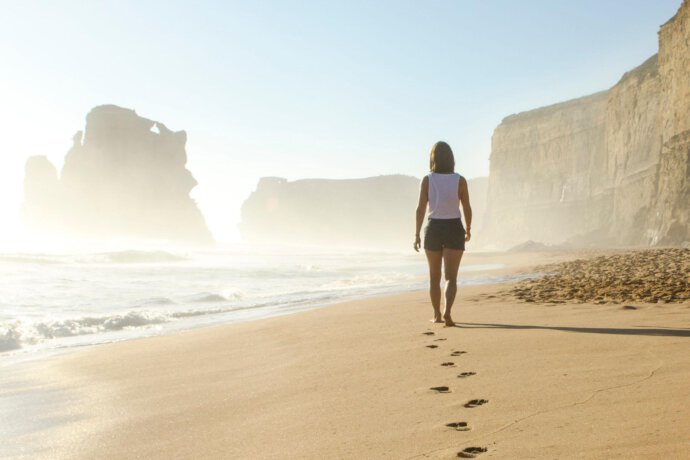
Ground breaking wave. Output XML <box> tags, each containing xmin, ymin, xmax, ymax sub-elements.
<box><xmin>0</xmin><ymin>312</ymin><xmax>171</xmax><ymax>350</ymax></box>
<box><xmin>1</xmin><ymin>309</ymin><xmax>206</xmax><ymax>351</ymax></box>
<box><xmin>190</xmin><ymin>290</ymin><xmax>245</xmax><ymax>303</ymax></box>
<box><xmin>0</xmin><ymin>324</ymin><xmax>22</xmax><ymax>352</ymax></box>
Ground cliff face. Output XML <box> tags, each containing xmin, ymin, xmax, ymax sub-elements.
<box><xmin>654</xmin><ymin>2</ymin><xmax>690</xmax><ymax>245</ymax></box>
<box><xmin>239</xmin><ymin>175</ymin><xmax>487</xmax><ymax>249</ymax></box>
<box><xmin>22</xmin><ymin>105</ymin><xmax>213</xmax><ymax>244</ymax></box>
<box><xmin>482</xmin><ymin>0</ymin><xmax>690</xmax><ymax>249</ymax></box>
<box><xmin>605</xmin><ymin>55</ymin><xmax>662</xmax><ymax>244</ymax></box>
<box><xmin>483</xmin><ymin>92</ymin><xmax>609</xmax><ymax>246</ymax></box>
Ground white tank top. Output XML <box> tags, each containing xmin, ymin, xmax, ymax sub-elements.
<box><xmin>426</xmin><ymin>172</ymin><xmax>461</xmax><ymax>219</ymax></box>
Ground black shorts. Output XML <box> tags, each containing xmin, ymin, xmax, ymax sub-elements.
<box><xmin>423</xmin><ymin>218</ymin><xmax>466</xmax><ymax>251</ymax></box>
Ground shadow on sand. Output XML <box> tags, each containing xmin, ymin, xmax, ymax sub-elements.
<box><xmin>454</xmin><ymin>322</ymin><xmax>690</xmax><ymax>338</ymax></box>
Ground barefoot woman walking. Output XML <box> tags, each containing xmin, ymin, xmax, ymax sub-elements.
<box><xmin>414</xmin><ymin>141</ymin><xmax>472</xmax><ymax>327</ymax></box>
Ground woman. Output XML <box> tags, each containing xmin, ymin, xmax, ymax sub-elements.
<box><xmin>414</xmin><ymin>141</ymin><xmax>472</xmax><ymax>327</ymax></box>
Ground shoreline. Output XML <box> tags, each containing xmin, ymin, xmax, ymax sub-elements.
<box><xmin>0</xmin><ymin>250</ymin><xmax>538</xmax><ymax>458</ymax></box>
<box><xmin>5</xmin><ymin>250</ymin><xmax>690</xmax><ymax>459</ymax></box>
<box><xmin>0</xmin><ymin>250</ymin><xmax>547</xmax><ymax>368</ymax></box>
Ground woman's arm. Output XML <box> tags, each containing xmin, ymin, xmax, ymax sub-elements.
<box><xmin>414</xmin><ymin>176</ymin><xmax>429</xmax><ymax>252</ymax></box>
<box><xmin>459</xmin><ymin>176</ymin><xmax>472</xmax><ymax>242</ymax></box>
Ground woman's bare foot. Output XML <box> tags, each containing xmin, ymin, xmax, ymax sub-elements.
<box><xmin>430</xmin><ymin>310</ymin><xmax>443</xmax><ymax>323</ymax></box>
<box><xmin>443</xmin><ymin>312</ymin><xmax>454</xmax><ymax>327</ymax></box>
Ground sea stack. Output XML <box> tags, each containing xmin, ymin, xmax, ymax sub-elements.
<box><xmin>22</xmin><ymin>105</ymin><xmax>213</xmax><ymax>244</ymax></box>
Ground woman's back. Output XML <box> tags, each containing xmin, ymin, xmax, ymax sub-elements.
<box><xmin>427</xmin><ymin>172</ymin><xmax>461</xmax><ymax>219</ymax></box>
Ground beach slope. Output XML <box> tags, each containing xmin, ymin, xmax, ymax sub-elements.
<box><xmin>41</xmin><ymin>258</ymin><xmax>690</xmax><ymax>459</ymax></box>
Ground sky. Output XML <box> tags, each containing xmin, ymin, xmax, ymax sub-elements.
<box><xmin>0</xmin><ymin>0</ymin><xmax>682</xmax><ymax>243</ymax></box>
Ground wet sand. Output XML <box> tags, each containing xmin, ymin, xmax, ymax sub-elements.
<box><xmin>13</xmin><ymin>250</ymin><xmax>690</xmax><ymax>459</ymax></box>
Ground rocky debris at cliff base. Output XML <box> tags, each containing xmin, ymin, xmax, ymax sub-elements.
<box><xmin>511</xmin><ymin>248</ymin><xmax>690</xmax><ymax>304</ymax></box>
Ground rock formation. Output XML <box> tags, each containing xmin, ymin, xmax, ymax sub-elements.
<box><xmin>239</xmin><ymin>175</ymin><xmax>487</xmax><ymax>249</ymax></box>
<box><xmin>22</xmin><ymin>105</ymin><xmax>213</xmax><ymax>244</ymax></box>
<box><xmin>482</xmin><ymin>0</ymin><xmax>690</xmax><ymax>249</ymax></box>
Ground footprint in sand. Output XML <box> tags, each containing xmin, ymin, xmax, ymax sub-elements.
<box><xmin>441</xmin><ymin>362</ymin><xmax>455</xmax><ymax>367</ymax></box>
<box><xmin>464</xmin><ymin>399</ymin><xmax>488</xmax><ymax>408</ymax></box>
<box><xmin>422</xmin><ymin>331</ymin><xmax>435</xmax><ymax>336</ymax></box>
<box><xmin>451</xmin><ymin>351</ymin><xmax>467</xmax><ymax>356</ymax></box>
<box><xmin>446</xmin><ymin>422</ymin><xmax>471</xmax><ymax>431</ymax></box>
<box><xmin>458</xmin><ymin>446</ymin><xmax>487</xmax><ymax>458</ymax></box>
<box><xmin>457</xmin><ymin>372</ymin><xmax>476</xmax><ymax>378</ymax></box>
<box><xmin>426</xmin><ymin>345</ymin><xmax>439</xmax><ymax>349</ymax></box>
<box><xmin>430</xmin><ymin>386</ymin><xmax>450</xmax><ymax>393</ymax></box>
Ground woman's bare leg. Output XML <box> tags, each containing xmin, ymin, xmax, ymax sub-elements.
<box><xmin>442</xmin><ymin>249</ymin><xmax>464</xmax><ymax>326</ymax></box>
<box><xmin>425</xmin><ymin>249</ymin><xmax>443</xmax><ymax>322</ymax></box>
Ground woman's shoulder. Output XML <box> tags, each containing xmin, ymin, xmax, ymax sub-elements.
<box><xmin>427</xmin><ymin>172</ymin><xmax>463</xmax><ymax>181</ymax></box>
<box><xmin>448</xmin><ymin>172</ymin><xmax>463</xmax><ymax>183</ymax></box>
<box><xmin>428</xmin><ymin>172</ymin><xmax>459</xmax><ymax>176</ymax></box>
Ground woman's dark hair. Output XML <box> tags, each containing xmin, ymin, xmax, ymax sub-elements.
<box><xmin>429</xmin><ymin>141</ymin><xmax>455</xmax><ymax>173</ymax></box>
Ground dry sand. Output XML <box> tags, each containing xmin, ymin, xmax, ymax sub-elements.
<box><xmin>13</xmin><ymin>251</ymin><xmax>690</xmax><ymax>459</ymax></box>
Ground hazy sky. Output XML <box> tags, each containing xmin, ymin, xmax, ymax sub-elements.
<box><xmin>0</xmin><ymin>0</ymin><xmax>682</xmax><ymax>243</ymax></box>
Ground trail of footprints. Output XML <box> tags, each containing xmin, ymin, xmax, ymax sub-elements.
<box><xmin>422</xmin><ymin>330</ymin><xmax>488</xmax><ymax>458</ymax></box>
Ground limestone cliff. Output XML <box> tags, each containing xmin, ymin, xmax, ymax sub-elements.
<box><xmin>482</xmin><ymin>0</ymin><xmax>690</xmax><ymax>249</ymax></box>
<box><xmin>654</xmin><ymin>2</ymin><xmax>690</xmax><ymax>245</ymax></box>
<box><xmin>239</xmin><ymin>175</ymin><xmax>487</xmax><ymax>249</ymax></box>
<box><xmin>483</xmin><ymin>92</ymin><xmax>609</xmax><ymax>247</ymax></box>
<box><xmin>22</xmin><ymin>105</ymin><xmax>213</xmax><ymax>244</ymax></box>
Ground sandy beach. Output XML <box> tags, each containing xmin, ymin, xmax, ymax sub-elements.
<box><xmin>4</xmin><ymin>1</ymin><xmax>690</xmax><ymax>459</ymax></box>
<box><xmin>7</xmin><ymin>250</ymin><xmax>690</xmax><ymax>459</ymax></box>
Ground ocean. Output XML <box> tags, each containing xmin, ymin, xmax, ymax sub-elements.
<box><xmin>0</xmin><ymin>248</ymin><xmax>515</xmax><ymax>366</ymax></box>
